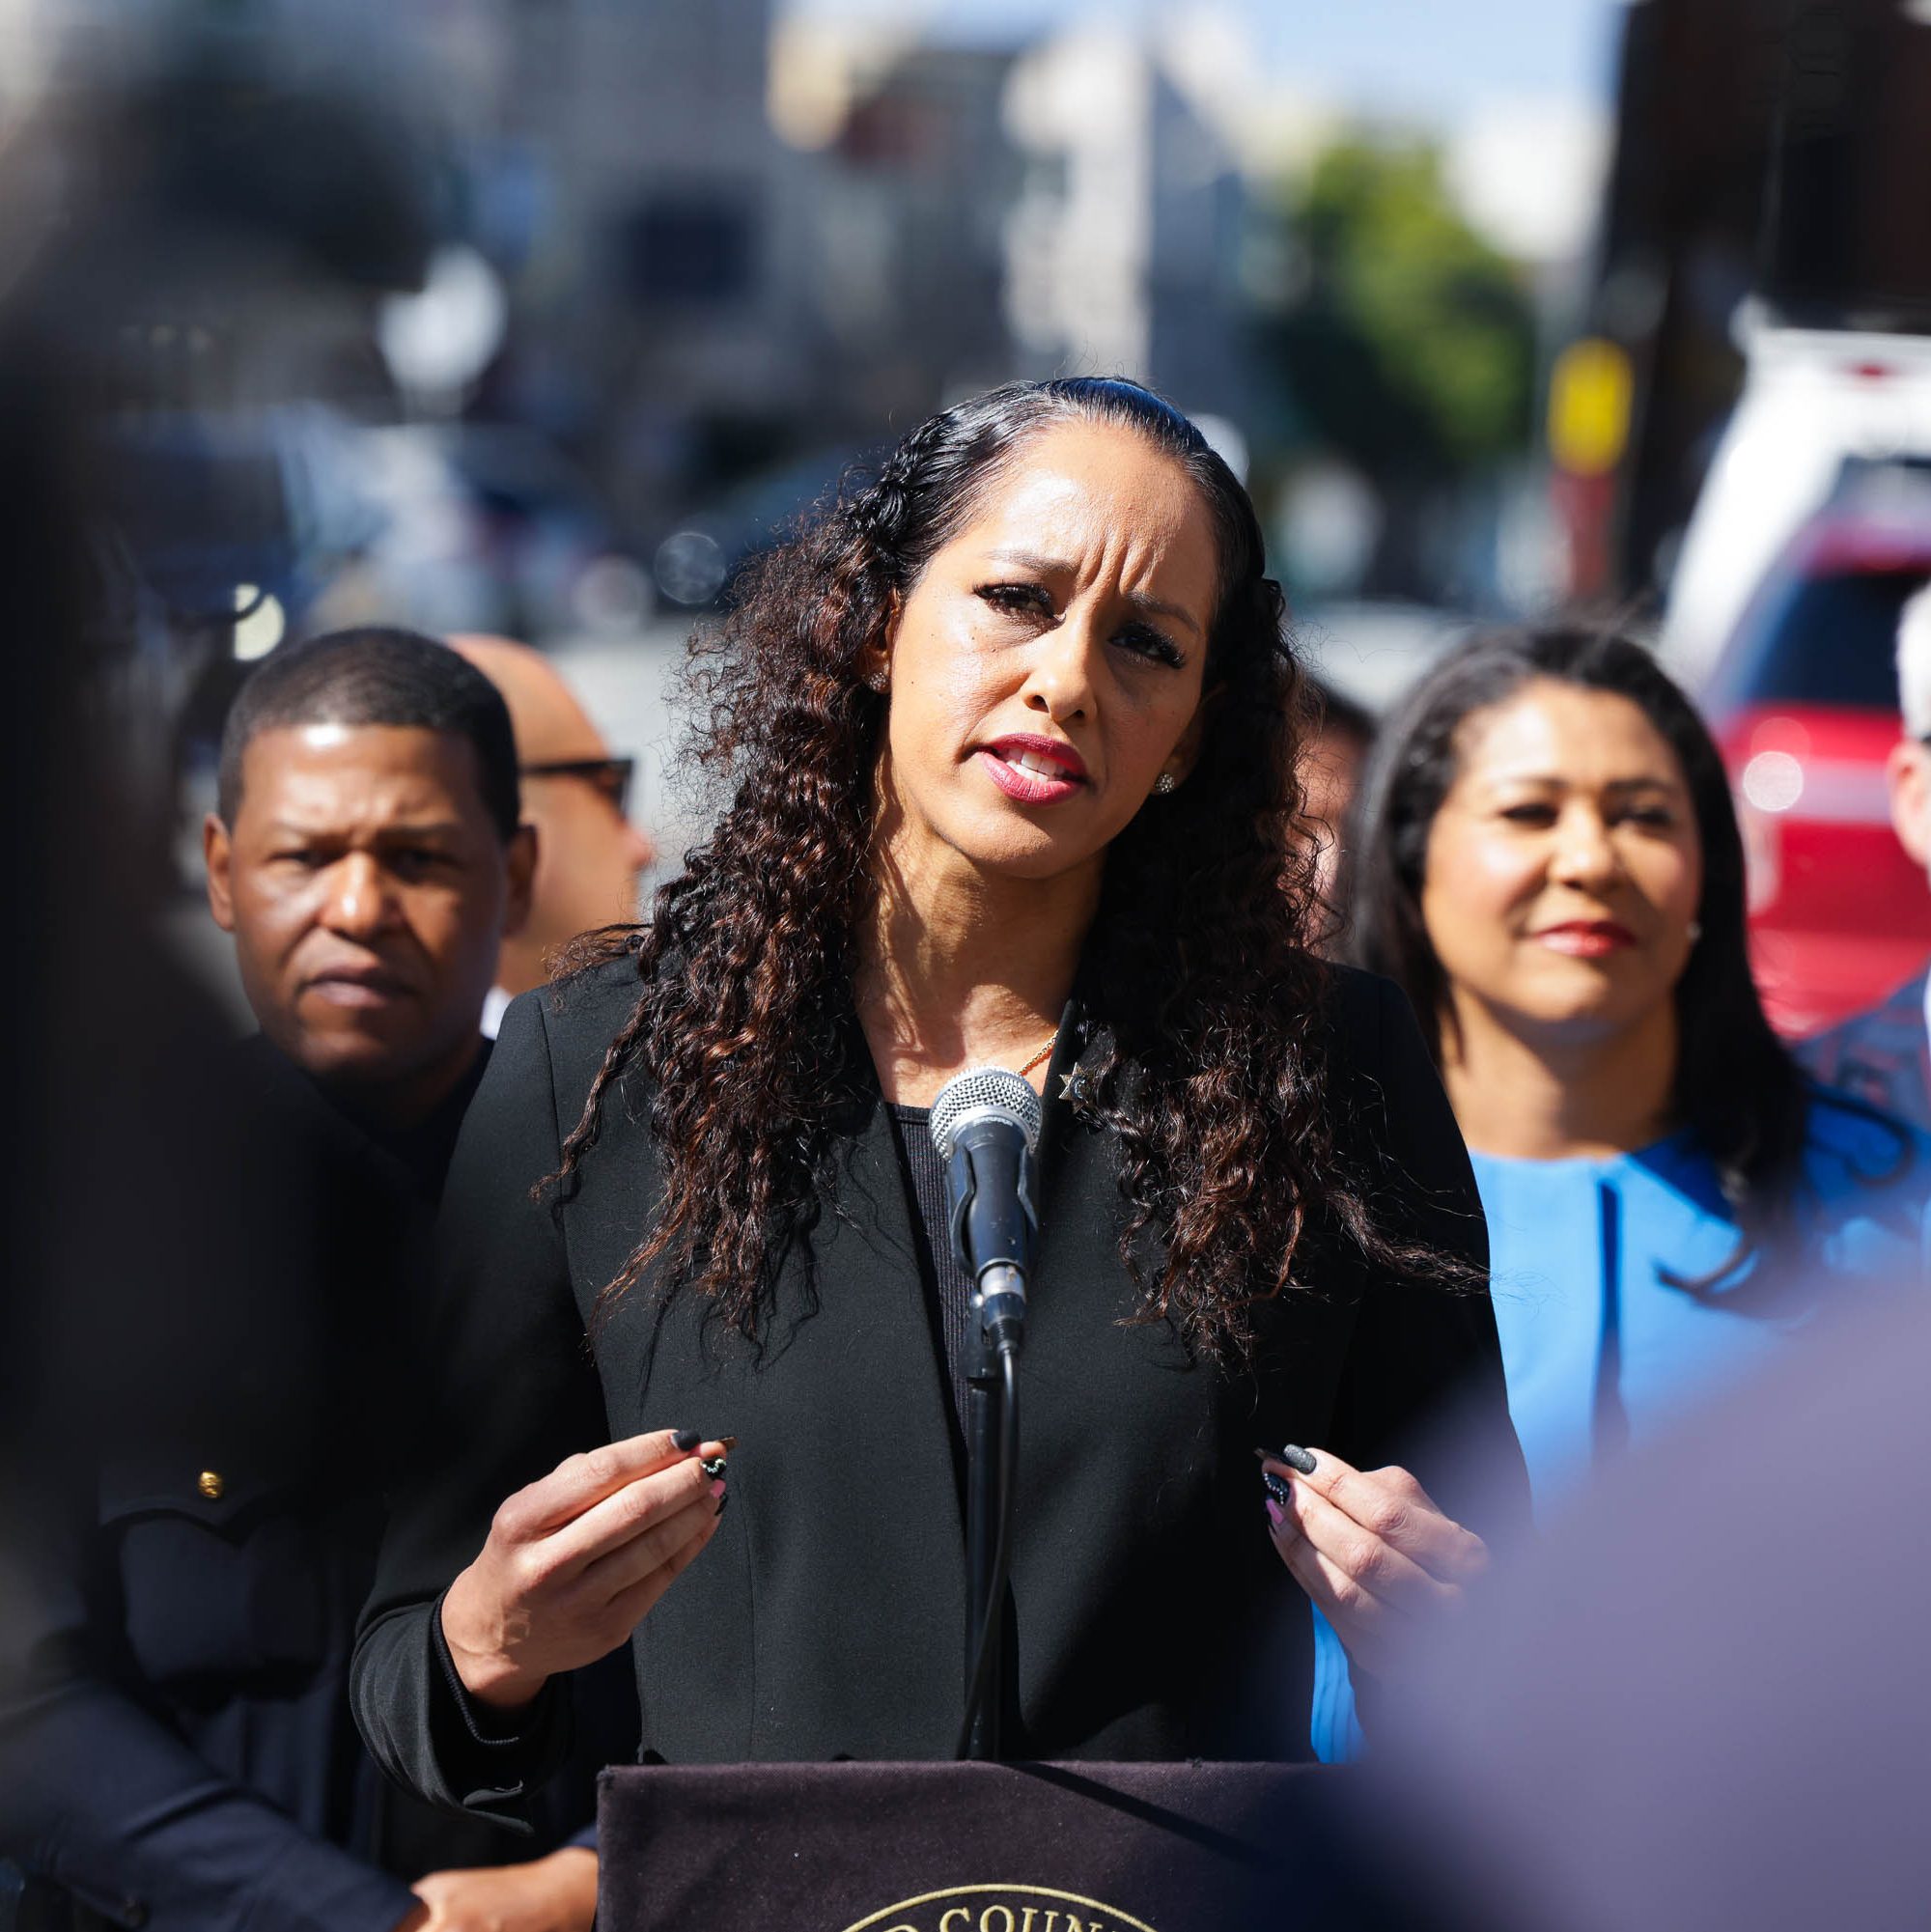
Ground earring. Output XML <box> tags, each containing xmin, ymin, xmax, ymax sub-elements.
<box><xmin>865</xmin><ymin>669</ymin><xmax>888</xmax><ymax>694</ymax></box>
<box><xmin>1154</xmin><ymin>771</ymin><xmax>1178</xmax><ymax>797</ymax></box>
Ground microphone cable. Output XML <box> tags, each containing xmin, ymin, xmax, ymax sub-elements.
<box><xmin>954</xmin><ymin>1342</ymin><xmax>1020</xmax><ymax>1760</ymax></box>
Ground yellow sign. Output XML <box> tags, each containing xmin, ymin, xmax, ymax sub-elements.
<box><xmin>1548</xmin><ymin>337</ymin><xmax>1634</xmax><ymax>478</ymax></box>
<box><xmin>841</xmin><ymin>1885</ymin><xmax>1161</xmax><ymax>1932</ymax></box>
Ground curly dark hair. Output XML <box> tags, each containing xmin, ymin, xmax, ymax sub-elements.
<box><xmin>552</xmin><ymin>377</ymin><xmax>1439</xmax><ymax>1358</ymax></box>
<box><xmin>1348</xmin><ymin>623</ymin><xmax>1905</xmax><ymax>1279</ymax></box>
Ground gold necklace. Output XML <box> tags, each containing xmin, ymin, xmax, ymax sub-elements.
<box><xmin>1015</xmin><ymin>1031</ymin><xmax>1058</xmax><ymax>1078</ymax></box>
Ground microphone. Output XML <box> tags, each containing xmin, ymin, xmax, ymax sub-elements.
<box><xmin>929</xmin><ymin>1066</ymin><xmax>1042</xmax><ymax>1358</ymax></box>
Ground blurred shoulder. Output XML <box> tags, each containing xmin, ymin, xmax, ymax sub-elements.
<box><xmin>1797</xmin><ymin>970</ymin><xmax>1931</xmax><ymax>1134</ymax></box>
<box><xmin>1801</xmin><ymin>1087</ymin><xmax>1931</xmax><ymax>1202</ymax></box>
<box><xmin>1790</xmin><ymin>1090</ymin><xmax>1931</xmax><ymax>1290</ymax></box>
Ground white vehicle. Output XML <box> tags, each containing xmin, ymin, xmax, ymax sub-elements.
<box><xmin>1659</xmin><ymin>322</ymin><xmax>1931</xmax><ymax>689</ymax></box>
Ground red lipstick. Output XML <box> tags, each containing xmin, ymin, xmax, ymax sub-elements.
<box><xmin>1534</xmin><ymin>920</ymin><xmax>1637</xmax><ymax>958</ymax></box>
<box><xmin>976</xmin><ymin>734</ymin><xmax>1088</xmax><ymax>805</ymax></box>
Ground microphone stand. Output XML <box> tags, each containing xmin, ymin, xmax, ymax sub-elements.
<box><xmin>935</xmin><ymin>1084</ymin><xmax>1037</xmax><ymax>1762</ymax></box>
<box><xmin>962</xmin><ymin>1295</ymin><xmax>1007</xmax><ymax>1761</ymax></box>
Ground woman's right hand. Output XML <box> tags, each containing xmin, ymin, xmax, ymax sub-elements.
<box><xmin>439</xmin><ymin>1427</ymin><xmax>729</xmax><ymax>1710</ymax></box>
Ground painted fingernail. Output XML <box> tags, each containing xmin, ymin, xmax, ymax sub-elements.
<box><xmin>700</xmin><ymin>1455</ymin><xmax>729</xmax><ymax>1479</ymax></box>
<box><xmin>714</xmin><ymin>1490</ymin><xmax>730</xmax><ymax>1519</ymax></box>
<box><xmin>709</xmin><ymin>1477</ymin><xmax>727</xmax><ymax>1498</ymax></box>
<box><xmin>717</xmin><ymin>1437</ymin><xmax>739</xmax><ymax>1451</ymax></box>
<box><xmin>1278</xmin><ymin>1443</ymin><xmax>1317</xmax><ymax>1475</ymax></box>
<box><xmin>1265</xmin><ymin>1498</ymin><xmax>1285</xmax><ymax>1531</ymax></box>
<box><xmin>1262</xmin><ymin>1471</ymin><xmax>1291</xmax><ymax>1507</ymax></box>
<box><xmin>671</xmin><ymin>1428</ymin><xmax>701</xmax><ymax>1453</ymax></box>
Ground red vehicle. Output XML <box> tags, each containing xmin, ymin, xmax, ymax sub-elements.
<box><xmin>1699</xmin><ymin>485</ymin><xmax>1931</xmax><ymax>1038</ymax></box>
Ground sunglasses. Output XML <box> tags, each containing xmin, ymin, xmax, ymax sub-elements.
<box><xmin>519</xmin><ymin>755</ymin><xmax>636</xmax><ymax>819</ymax></box>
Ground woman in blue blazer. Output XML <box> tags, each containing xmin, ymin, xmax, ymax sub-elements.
<box><xmin>1315</xmin><ymin>626</ymin><xmax>1928</xmax><ymax>1758</ymax></box>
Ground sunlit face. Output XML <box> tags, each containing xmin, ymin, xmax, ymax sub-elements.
<box><xmin>1420</xmin><ymin>681</ymin><xmax>1703</xmax><ymax>1050</ymax></box>
<box><xmin>873</xmin><ymin>420</ymin><xmax>1217</xmax><ymax>883</ymax></box>
<box><xmin>205</xmin><ymin>723</ymin><xmax>533</xmax><ymax>1116</ymax></box>
<box><xmin>515</xmin><ymin>766</ymin><xmax>654</xmax><ymax>971</ymax></box>
<box><xmin>1885</xmin><ymin>736</ymin><xmax>1931</xmax><ymax>885</ymax></box>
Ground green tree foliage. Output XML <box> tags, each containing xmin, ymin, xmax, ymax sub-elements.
<box><xmin>1272</xmin><ymin>137</ymin><xmax>1535</xmax><ymax>480</ymax></box>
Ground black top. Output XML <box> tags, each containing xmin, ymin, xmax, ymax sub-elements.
<box><xmin>350</xmin><ymin>959</ymin><xmax>1527</xmax><ymax>1819</ymax></box>
<box><xmin>882</xmin><ymin>1102</ymin><xmax>977</xmax><ymax>1437</ymax></box>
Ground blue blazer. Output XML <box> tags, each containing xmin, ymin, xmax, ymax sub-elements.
<box><xmin>1312</xmin><ymin>1092</ymin><xmax>1928</xmax><ymax>1759</ymax></box>
<box><xmin>1799</xmin><ymin>968</ymin><xmax>1931</xmax><ymax>1134</ymax></box>
<box><xmin>1472</xmin><ymin>1096</ymin><xmax>1928</xmax><ymax>1517</ymax></box>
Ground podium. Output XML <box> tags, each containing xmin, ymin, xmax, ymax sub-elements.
<box><xmin>598</xmin><ymin>1759</ymin><xmax>1386</xmax><ymax>1930</ymax></box>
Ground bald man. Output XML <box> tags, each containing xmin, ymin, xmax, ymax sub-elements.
<box><xmin>452</xmin><ymin>636</ymin><xmax>655</xmax><ymax>1022</ymax></box>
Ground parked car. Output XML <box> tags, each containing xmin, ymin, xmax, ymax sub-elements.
<box><xmin>1699</xmin><ymin>462</ymin><xmax>1931</xmax><ymax>1036</ymax></box>
<box><xmin>1662</xmin><ymin>322</ymin><xmax>1931</xmax><ymax>691</ymax></box>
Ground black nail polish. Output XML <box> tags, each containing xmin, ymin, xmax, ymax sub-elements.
<box><xmin>714</xmin><ymin>1489</ymin><xmax>730</xmax><ymax>1519</ymax></box>
<box><xmin>700</xmin><ymin>1455</ymin><xmax>728</xmax><ymax>1479</ymax></box>
<box><xmin>1278</xmin><ymin>1443</ymin><xmax>1317</xmax><ymax>1475</ymax></box>
<box><xmin>1262</xmin><ymin>1471</ymin><xmax>1291</xmax><ymax>1507</ymax></box>
<box><xmin>671</xmin><ymin>1428</ymin><xmax>700</xmax><ymax>1453</ymax></box>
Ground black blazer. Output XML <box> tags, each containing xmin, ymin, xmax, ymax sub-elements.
<box><xmin>351</xmin><ymin>959</ymin><xmax>1525</xmax><ymax>1821</ymax></box>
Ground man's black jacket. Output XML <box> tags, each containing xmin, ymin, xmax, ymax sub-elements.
<box><xmin>0</xmin><ymin>1034</ymin><xmax>625</xmax><ymax>1932</ymax></box>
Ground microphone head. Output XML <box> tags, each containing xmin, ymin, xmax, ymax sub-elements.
<box><xmin>928</xmin><ymin>1064</ymin><xmax>1043</xmax><ymax>1160</ymax></box>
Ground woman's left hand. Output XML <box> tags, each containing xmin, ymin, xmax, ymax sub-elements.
<box><xmin>1259</xmin><ymin>1447</ymin><xmax>1487</xmax><ymax>1678</ymax></box>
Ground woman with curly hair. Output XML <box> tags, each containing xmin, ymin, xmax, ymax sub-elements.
<box><xmin>350</xmin><ymin>378</ymin><xmax>1525</xmax><ymax>1810</ymax></box>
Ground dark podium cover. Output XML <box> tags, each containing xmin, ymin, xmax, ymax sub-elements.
<box><xmin>598</xmin><ymin>1760</ymin><xmax>1389</xmax><ymax>1931</ymax></box>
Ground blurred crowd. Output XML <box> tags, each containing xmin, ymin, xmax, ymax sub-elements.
<box><xmin>5</xmin><ymin>4</ymin><xmax>1931</xmax><ymax>1931</ymax></box>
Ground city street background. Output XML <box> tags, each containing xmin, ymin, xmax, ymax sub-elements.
<box><xmin>8</xmin><ymin>0</ymin><xmax>1927</xmax><ymax>1030</ymax></box>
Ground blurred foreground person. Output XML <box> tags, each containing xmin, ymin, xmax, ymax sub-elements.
<box><xmin>1371</xmin><ymin>1293</ymin><xmax>1931</xmax><ymax>1932</ymax></box>
<box><xmin>0</xmin><ymin>630</ymin><xmax>613</xmax><ymax>1931</ymax></box>
<box><xmin>1312</xmin><ymin>627</ymin><xmax>1927</xmax><ymax>1758</ymax></box>
<box><xmin>449</xmin><ymin>635</ymin><xmax>655</xmax><ymax>1021</ymax></box>
<box><xmin>1802</xmin><ymin>580</ymin><xmax>1931</xmax><ymax>1126</ymax></box>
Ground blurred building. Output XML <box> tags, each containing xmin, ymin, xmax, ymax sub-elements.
<box><xmin>1005</xmin><ymin>24</ymin><xmax>1250</xmax><ymax>424</ymax></box>
<box><xmin>434</xmin><ymin>0</ymin><xmax>799</xmax><ymax>534</ymax></box>
<box><xmin>771</xmin><ymin>15</ymin><xmax>1255</xmax><ymax>440</ymax></box>
<box><xmin>775</xmin><ymin>28</ymin><xmax>1021</xmax><ymax>433</ymax></box>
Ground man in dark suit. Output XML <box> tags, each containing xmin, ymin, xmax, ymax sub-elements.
<box><xmin>1801</xmin><ymin>582</ymin><xmax>1931</xmax><ymax>1128</ymax></box>
<box><xmin>0</xmin><ymin>630</ymin><xmax>608</xmax><ymax>1931</ymax></box>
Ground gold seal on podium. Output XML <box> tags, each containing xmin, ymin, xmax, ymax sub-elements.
<box><xmin>841</xmin><ymin>1884</ymin><xmax>1160</xmax><ymax>1932</ymax></box>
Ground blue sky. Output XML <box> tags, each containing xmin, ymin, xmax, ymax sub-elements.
<box><xmin>783</xmin><ymin>0</ymin><xmax>1624</xmax><ymax>123</ymax></box>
